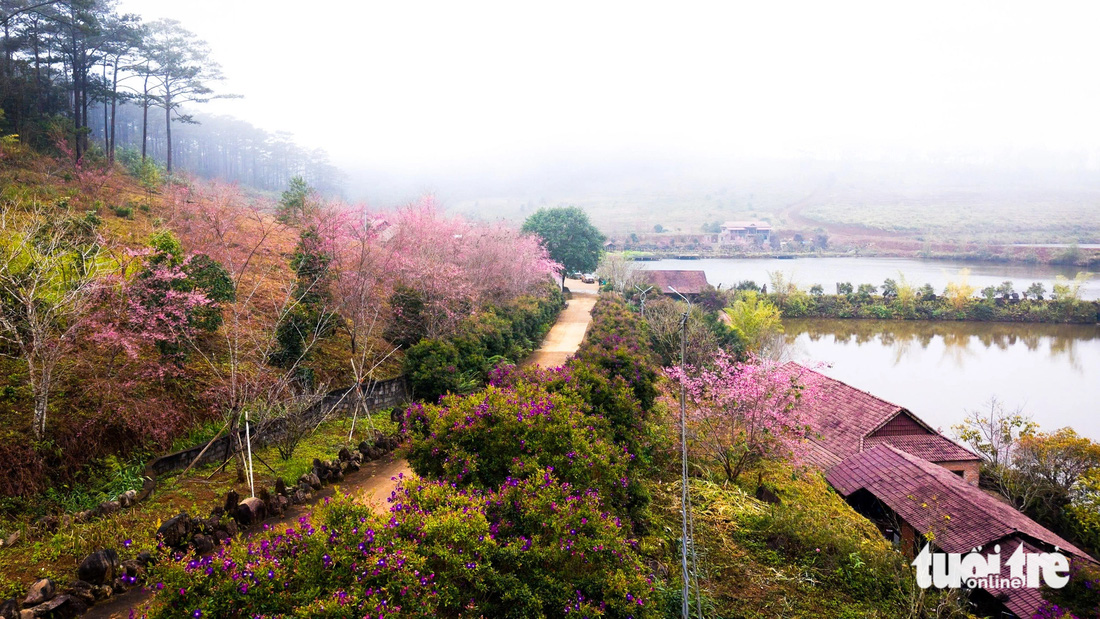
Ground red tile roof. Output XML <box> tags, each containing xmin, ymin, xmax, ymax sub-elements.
<box><xmin>780</xmin><ymin>363</ymin><xmax>978</xmax><ymax>467</ymax></box>
<box><xmin>643</xmin><ymin>270</ymin><xmax>711</xmax><ymax>295</ymax></box>
<box><xmin>863</xmin><ymin>434</ymin><xmax>977</xmax><ymax>463</ymax></box>
<box><xmin>979</xmin><ymin>537</ymin><xmax>1050</xmax><ymax>618</ymax></box>
<box><xmin>827</xmin><ymin>445</ymin><xmax>1091</xmax><ymax>560</ymax></box>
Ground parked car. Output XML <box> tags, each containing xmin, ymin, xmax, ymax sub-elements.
<box><xmin>581</xmin><ymin>274</ymin><xmax>596</xmax><ymax>284</ymax></box>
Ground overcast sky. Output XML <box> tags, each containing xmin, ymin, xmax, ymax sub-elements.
<box><xmin>115</xmin><ymin>0</ymin><xmax>1100</xmax><ymax>173</ymax></box>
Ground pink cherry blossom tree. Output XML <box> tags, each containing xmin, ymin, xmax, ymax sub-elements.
<box><xmin>666</xmin><ymin>351</ymin><xmax>822</xmax><ymax>482</ymax></box>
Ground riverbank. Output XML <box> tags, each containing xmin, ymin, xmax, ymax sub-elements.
<box><xmin>774</xmin><ymin>293</ymin><xmax>1099</xmax><ymax>324</ymax></box>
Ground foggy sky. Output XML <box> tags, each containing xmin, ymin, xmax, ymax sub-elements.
<box><xmin>116</xmin><ymin>1</ymin><xmax>1100</xmax><ymax>185</ymax></box>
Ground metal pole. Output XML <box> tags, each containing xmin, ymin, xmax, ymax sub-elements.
<box><xmin>679</xmin><ymin>309</ymin><xmax>690</xmax><ymax>618</ymax></box>
<box><xmin>245</xmin><ymin>410</ymin><xmax>255</xmax><ymax>498</ymax></box>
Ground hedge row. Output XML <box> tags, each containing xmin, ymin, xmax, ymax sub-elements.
<box><xmin>404</xmin><ymin>284</ymin><xmax>565</xmax><ymax>402</ymax></box>
<box><xmin>777</xmin><ymin>293</ymin><xmax>1099</xmax><ymax>324</ymax></box>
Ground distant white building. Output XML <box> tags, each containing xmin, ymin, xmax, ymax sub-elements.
<box><xmin>720</xmin><ymin>220</ymin><xmax>771</xmax><ymax>243</ymax></box>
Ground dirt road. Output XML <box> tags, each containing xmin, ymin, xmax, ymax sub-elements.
<box><xmin>523</xmin><ymin>279</ymin><xmax>597</xmax><ymax>368</ymax></box>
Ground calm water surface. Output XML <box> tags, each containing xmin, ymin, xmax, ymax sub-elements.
<box><xmin>784</xmin><ymin>319</ymin><xmax>1100</xmax><ymax>440</ymax></box>
<box><xmin>643</xmin><ymin>257</ymin><xmax>1100</xmax><ymax>300</ymax></box>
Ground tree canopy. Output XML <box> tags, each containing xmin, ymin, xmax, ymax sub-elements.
<box><xmin>521</xmin><ymin>206</ymin><xmax>603</xmax><ymax>286</ymax></box>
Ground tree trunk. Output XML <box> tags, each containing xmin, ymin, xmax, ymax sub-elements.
<box><xmin>109</xmin><ymin>58</ymin><xmax>118</xmax><ymax>163</ymax></box>
<box><xmin>164</xmin><ymin>89</ymin><xmax>173</xmax><ymax>173</ymax></box>
<box><xmin>141</xmin><ymin>71</ymin><xmax>149</xmax><ymax>161</ymax></box>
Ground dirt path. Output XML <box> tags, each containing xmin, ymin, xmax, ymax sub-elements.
<box><xmin>84</xmin><ymin>283</ymin><xmax>596</xmax><ymax>618</ymax></box>
<box><xmin>524</xmin><ymin>278</ymin><xmax>598</xmax><ymax>368</ymax></box>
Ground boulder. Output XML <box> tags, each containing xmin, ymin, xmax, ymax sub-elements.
<box><xmin>332</xmin><ymin>468</ymin><xmax>344</xmax><ymax>483</ymax></box>
<box><xmin>258</xmin><ymin>488</ymin><xmax>272</xmax><ymax>511</ymax></box>
<box><xmin>0</xmin><ymin>599</ymin><xmax>17</xmax><ymax>619</ymax></box>
<box><xmin>306</xmin><ymin>473</ymin><xmax>321</xmax><ymax>490</ymax></box>
<box><xmin>191</xmin><ymin>534</ymin><xmax>215</xmax><ymax>554</ymax></box>
<box><xmin>223</xmin><ymin>490</ymin><xmax>240</xmax><ymax>514</ymax></box>
<box><xmin>66</xmin><ymin>581</ymin><xmax>95</xmax><ymax>606</ymax></box>
<box><xmin>92</xmin><ymin>585</ymin><xmax>112</xmax><ymax>600</ymax></box>
<box><xmin>34</xmin><ymin>516</ymin><xmax>58</xmax><ymax>533</ymax></box>
<box><xmin>214</xmin><ymin>530</ymin><xmax>230</xmax><ymax>545</ymax></box>
<box><xmin>344</xmin><ymin>460</ymin><xmax>360</xmax><ymax>473</ymax></box>
<box><xmin>235</xmin><ymin>497</ymin><xmax>266</xmax><ymax>527</ymax></box>
<box><xmin>135</xmin><ymin>551</ymin><xmax>154</xmax><ymax>567</ymax></box>
<box><xmin>156</xmin><ymin>513</ymin><xmax>193</xmax><ymax>549</ymax></box>
<box><xmin>274</xmin><ymin>477</ymin><xmax>288</xmax><ymax>497</ymax></box>
<box><xmin>77</xmin><ymin>549</ymin><xmax>120</xmax><ymax>586</ymax></box>
<box><xmin>22</xmin><ymin>578</ymin><xmax>54</xmax><ymax>606</ymax></box>
<box><xmin>19</xmin><ymin>610</ymin><xmax>32</xmax><ymax>619</ymax></box>
<box><xmin>96</xmin><ymin>500</ymin><xmax>120</xmax><ymax>517</ymax></box>
<box><xmin>118</xmin><ymin>490</ymin><xmax>137</xmax><ymax>508</ymax></box>
<box><xmin>357</xmin><ymin>440</ymin><xmax>372</xmax><ymax>457</ymax></box>
<box><xmin>337</xmin><ymin>447</ymin><xmax>352</xmax><ymax>462</ymax></box>
<box><xmin>28</xmin><ymin>594</ymin><xmax>83</xmax><ymax>619</ymax></box>
<box><xmin>3</xmin><ymin>531</ymin><xmax>18</xmax><ymax>548</ymax></box>
<box><xmin>120</xmin><ymin>560</ymin><xmax>144</xmax><ymax>580</ymax></box>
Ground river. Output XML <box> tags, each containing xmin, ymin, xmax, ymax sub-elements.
<box><xmin>642</xmin><ymin>256</ymin><xmax>1100</xmax><ymax>300</ymax></box>
<box><xmin>783</xmin><ymin>319</ymin><xmax>1100</xmax><ymax>440</ymax></box>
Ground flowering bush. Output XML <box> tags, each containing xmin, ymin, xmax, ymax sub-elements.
<box><xmin>405</xmin><ymin>379</ymin><xmax>636</xmax><ymax>518</ymax></box>
<box><xmin>573</xmin><ymin>295</ymin><xmax>659</xmax><ymax>411</ymax></box>
<box><xmin>146</xmin><ymin>475</ymin><xmax>655</xmax><ymax>618</ymax></box>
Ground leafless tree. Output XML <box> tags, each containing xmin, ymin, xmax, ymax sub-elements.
<box><xmin>0</xmin><ymin>201</ymin><xmax>104</xmax><ymax>438</ymax></box>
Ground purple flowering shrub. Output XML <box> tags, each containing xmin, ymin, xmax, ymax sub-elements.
<box><xmin>146</xmin><ymin>472</ymin><xmax>655</xmax><ymax>618</ymax></box>
<box><xmin>1036</xmin><ymin>558</ymin><xmax>1100</xmax><ymax>618</ymax></box>
<box><xmin>405</xmin><ymin>379</ymin><xmax>636</xmax><ymax>517</ymax></box>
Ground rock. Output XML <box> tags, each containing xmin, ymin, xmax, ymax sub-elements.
<box><xmin>67</xmin><ymin>581</ymin><xmax>95</xmax><ymax>606</ymax></box>
<box><xmin>156</xmin><ymin>513</ymin><xmax>193</xmax><ymax>549</ymax></box>
<box><xmin>120</xmin><ymin>560</ymin><xmax>144</xmax><ymax>579</ymax></box>
<box><xmin>34</xmin><ymin>516</ymin><xmax>58</xmax><ymax>533</ymax></box>
<box><xmin>357</xmin><ymin>440</ymin><xmax>371</xmax><ymax>457</ymax></box>
<box><xmin>274</xmin><ymin>478</ymin><xmax>288</xmax><ymax>497</ymax></box>
<box><xmin>135</xmin><ymin>551</ymin><xmax>154</xmax><ymax>567</ymax></box>
<box><xmin>3</xmin><ymin>531</ymin><xmax>19</xmax><ymax>548</ymax></box>
<box><xmin>366</xmin><ymin>447</ymin><xmax>382</xmax><ymax>461</ymax></box>
<box><xmin>118</xmin><ymin>490</ymin><xmax>137</xmax><ymax>508</ymax></box>
<box><xmin>29</xmin><ymin>594</ymin><xmax>83</xmax><ymax>619</ymax></box>
<box><xmin>23</xmin><ymin>578</ymin><xmax>54</xmax><ymax>606</ymax></box>
<box><xmin>96</xmin><ymin>500</ymin><xmax>120</xmax><ymax>517</ymax></box>
<box><xmin>209</xmin><ymin>505</ymin><xmax>224</xmax><ymax>519</ymax></box>
<box><xmin>224</xmin><ymin>519</ymin><xmax>238</xmax><ymax>537</ymax></box>
<box><xmin>0</xmin><ymin>599</ymin><xmax>17</xmax><ymax>619</ymax></box>
<box><xmin>307</xmin><ymin>473</ymin><xmax>322</xmax><ymax>490</ymax></box>
<box><xmin>214</xmin><ymin>530</ymin><xmax>230</xmax><ymax>545</ymax></box>
<box><xmin>111</xmin><ymin>578</ymin><xmax>125</xmax><ymax>594</ymax></box>
<box><xmin>92</xmin><ymin>585</ymin><xmax>112</xmax><ymax>601</ymax></box>
<box><xmin>332</xmin><ymin>468</ymin><xmax>344</xmax><ymax>483</ymax></box>
<box><xmin>77</xmin><ymin>549</ymin><xmax>120</xmax><ymax>586</ymax></box>
<box><xmin>275</xmin><ymin>495</ymin><xmax>289</xmax><ymax>513</ymax></box>
<box><xmin>191</xmin><ymin>534</ymin><xmax>215</xmax><ymax>554</ymax></box>
<box><xmin>291</xmin><ymin>489</ymin><xmax>307</xmax><ymax>504</ymax></box>
<box><xmin>337</xmin><ymin>447</ymin><xmax>352</xmax><ymax>462</ymax></box>
<box><xmin>258</xmin><ymin>488</ymin><xmax>272</xmax><ymax>510</ymax></box>
<box><xmin>235</xmin><ymin>497</ymin><xmax>266</xmax><ymax>527</ymax></box>
<box><xmin>344</xmin><ymin>460</ymin><xmax>360</xmax><ymax>473</ymax></box>
<box><xmin>223</xmin><ymin>490</ymin><xmax>240</xmax><ymax>514</ymax></box>
<box><xmin>755</xmin><ymin>485</ymin><xmax>781</xmax><ymax>505</ymax></box>
<box><xmin>19</xmin><ymin>610</ymin><xmax>33</xmax><ymax>619</ymax></box>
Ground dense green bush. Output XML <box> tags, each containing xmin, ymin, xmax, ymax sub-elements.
<box><xmin>404</xmin><ymin>285</ymin><xmax>563</xmax><ymax>401</ymax></box>
<box><xmin>773</xmin><ymin>292</ymin><xmax>1098</xmax><ymax>324</ymax></box>
<box><xmin>147</xmin><ymin>476</ymin><xmax>656</xmax><ymax>618</ymax></box>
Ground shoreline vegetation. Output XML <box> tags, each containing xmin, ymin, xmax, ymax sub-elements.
<box><xmin>754</xmin><ymin>270</ymin><xmax>1099</xmax><ymax>324</ymax></box>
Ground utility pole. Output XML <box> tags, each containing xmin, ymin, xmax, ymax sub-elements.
<box><xmin>669</xmin><ymin>286</ymin><xmax>701</xmax><ymax>618</ymax></box>
<box><xmin>634</xmin><ymin>285</ymin><xmax>653</xmax><ymax>317</ymax></box>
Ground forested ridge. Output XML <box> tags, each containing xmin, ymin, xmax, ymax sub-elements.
<box><xmin>1</xmin><ymin>0</ymin><xmax>339</xmax><ymax>192</ymax></box>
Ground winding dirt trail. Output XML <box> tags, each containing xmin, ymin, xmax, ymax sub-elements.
<box><xmin>84</xmin><ymin>281</ymin><xmax>597</xmax><ymax>618</ymax></box>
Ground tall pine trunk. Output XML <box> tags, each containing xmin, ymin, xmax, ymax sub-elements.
<box><xmin>164</xmin><ymin>89</ymin><xmax>173</xmax><ymax>173</ymax></box>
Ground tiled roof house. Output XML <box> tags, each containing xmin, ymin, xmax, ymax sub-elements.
<box><xmin>828</xmin><ymin>445</ymin><xmax>1097</xmax><ymax>618</ymax></box>
<box><xmin>644</xmin><ymin>270</ymin><xmax>711</xmax><ymax>297</ymax></box>
<box><xmin>782</xmin><ymin>363</ymin><xmax>981</xmax><ymax>484</ymax></box>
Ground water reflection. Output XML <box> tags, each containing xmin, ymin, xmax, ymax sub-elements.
<box><xmin>787</xmin><ymin>319</ymin><xmax>1097</xmax><ymax>372</ymax></box>
<box><xmin>783</xmin><ymin>319</ymin><xmax>1100</xmax><ymax>439</ymax></box>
